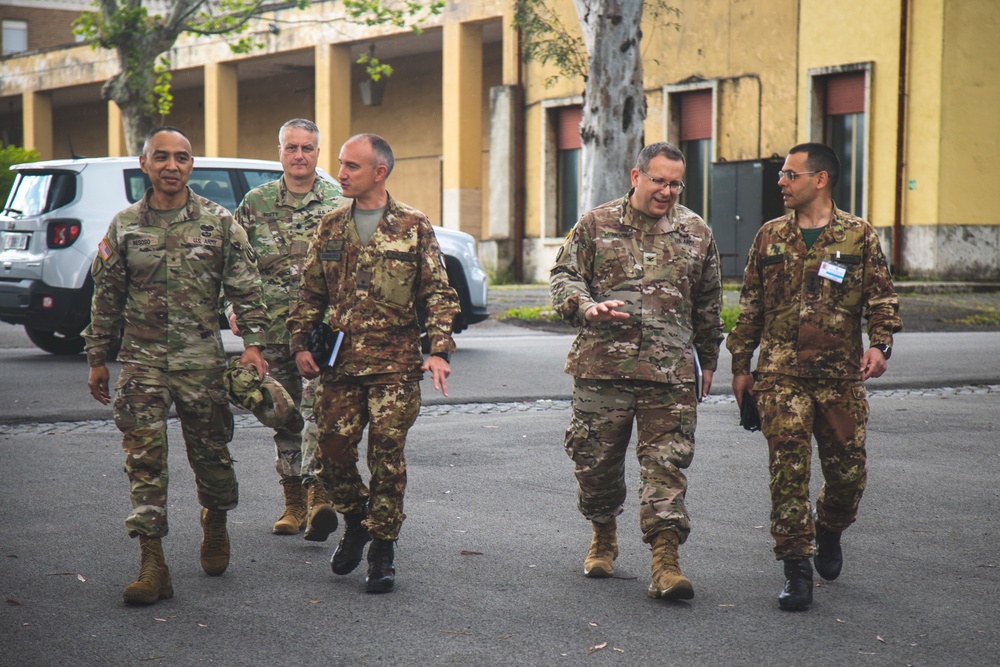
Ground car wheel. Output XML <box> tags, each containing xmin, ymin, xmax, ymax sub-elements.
<box><xmin>24</xmin><ymin>326</ymin><xmax>85</xmax><ymax>355</ymax></box>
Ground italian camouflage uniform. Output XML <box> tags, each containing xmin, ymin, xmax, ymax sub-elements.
<box><xmin>234</xmin><ymin>176</ymin><xmax>345</xmax><ymax>485</ymax></box>
<box><xmin>286</xmin><ymin>194</ymin><xmax>460</xmax><ymax>541</ymax></box>
<box><xmin>726</xmin><ymin>206</ymin><xmax>901</xmax><ymax>560</ymax></box>
<box><xmin>550</xmin><ymin>193</ymin><xmax>724</xmax><ymax>544</ymax></box>
<box><xmin>82</xmin><ymin>187</ymin><xmax>268</xmax><ymax>538</ymax></box>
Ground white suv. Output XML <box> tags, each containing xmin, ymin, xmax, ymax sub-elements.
<box><xmin>1</xmin><ymin>157</ymin><xmax>488</xmax><ymax>355</ymax></box>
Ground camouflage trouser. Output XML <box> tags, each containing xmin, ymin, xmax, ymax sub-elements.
<box><xmin>313</xmin><ymin>376</ymin><xmax>420</xmax><ymax>541</ymax></box>
<box><xmin>113</xmin><ymin>364</ymin><xmax>237</xmax><ymax>539</ymax></box>
<box><xmin>261</xmin><ymin>347</ymin><xmax>319</xmax><ymax>482</ymax></box>
<box><xmin>754</xmin><ymin>373</ymin><xmax>869</xmax><ymax>560</ymax></box>
<box><xmin>565</xmin><ymin>378</ymin><xmax>697</xmax><ymax>544</ymax></box>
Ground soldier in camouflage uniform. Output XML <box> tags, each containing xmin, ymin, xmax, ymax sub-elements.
<box><xmin>727</xmin><ymin>143</ymin><xmax>902</xmax><ymax>611</ymax></box>
<box><xmin>83</xmin><ymin>127</ymin><xmax>270</xmax><ymax>606</ymax></box>
<box><xmin>230</xmin><ymin>119</ymin><xmax>346</xmax><ymax>540</ymax></box>
<box><xmin>287</xmin><ymin>133</ymin><xmax>460</xmax><ymax>594</ymax></box>
<box><xmin>550</xmin><ymin>142</ymin><xmax>723</xmax><ymax>601</ymax></box>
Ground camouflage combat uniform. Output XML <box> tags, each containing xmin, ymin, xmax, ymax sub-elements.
<box><xmin>286</xmin><ymin>194</ymin><xmax>460</xmax><ymax>540</ymax></box>
<box><xmin>726</xmin><ymin>206</ymin><xmax>901</xmax><ymax>560</ymax></box>
<box><xmin>234</xmin><ymin>176</ymin><xmax>345</xmax><ymax>484</ymax></box>
<box><xmin>82</xmin><ymin>187</ymin><xmax>268</xmax><ymax>538</ymax></box>
<box><xmin>550</xmin><ymin>193</ymin><xmax>724</xmax><ymax>544</ymax></box>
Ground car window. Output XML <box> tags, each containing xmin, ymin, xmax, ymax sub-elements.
<box><xmin>3</xmin><ymin>172</ymin><xmax>76</xmax><ymax>217</ymax></box>
<box><xmin>124</xmin><ymin>168</ymin><xmax>253</xmax><ymax>213</ymax></box>
<box><xmin>243</xmin><ymin>170</ymin><xmax>282</xmax><ymax>191</ymax></box>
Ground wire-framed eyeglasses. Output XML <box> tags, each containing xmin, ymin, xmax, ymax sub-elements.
<box><xmin>777</xmin><ymin>170</ymin><xmax>819</xmax><ymax>182</ymax></box>
<box><xmin>639</xmin><ymin>170</ymin><xmax>685</xmax><ymax>193</ymax></box>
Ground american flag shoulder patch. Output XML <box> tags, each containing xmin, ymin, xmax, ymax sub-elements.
<box><xmin>98</xmin><ymin>238</ymin><xmax>113</xmax><ymax>261</ymax></box>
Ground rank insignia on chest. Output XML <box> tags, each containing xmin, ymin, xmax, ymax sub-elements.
<box><xmin>326</xmin><ymin>240</ymin><xmax>344</xmax><ymax>251</ymax></box>
<box><xmin>643</xmin><ymin>252</ymin><xmax>657</xmax><ymax>266</ymax></box>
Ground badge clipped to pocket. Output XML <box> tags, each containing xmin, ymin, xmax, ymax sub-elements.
<box><xmin>818</xmin><ymin>259</ymin><xmax>847</xmax><ymax>284</ymax></box>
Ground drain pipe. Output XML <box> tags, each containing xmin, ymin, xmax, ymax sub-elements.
<box><xmin>892</xmin><ymin>0</ymin><xmax>910</xmax><ymax>274</ymax></box>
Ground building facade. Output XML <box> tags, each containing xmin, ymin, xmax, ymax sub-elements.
<box><xmin>2</xmin><ymin>0</ymin><xmax>998</xmax><ymax>281</ymax></box>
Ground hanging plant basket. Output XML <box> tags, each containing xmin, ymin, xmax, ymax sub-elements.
<box><xmin>359</xmin><ymin>79</ymin><xmax>386</xmax><ymax>107</ymax></box>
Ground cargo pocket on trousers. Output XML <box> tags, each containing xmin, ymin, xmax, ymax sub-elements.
<box><xmin>208</xmin><ymin>387</ymin><xmax>235</xmax><ymax>444</ymax></box>
<box><xmin>564</xmin><ymin>413</ymin><xmax>595</xmax><ymax>467</ymax></box>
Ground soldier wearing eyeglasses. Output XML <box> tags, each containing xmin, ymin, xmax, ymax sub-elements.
<box><xmin>727</xmin><ymin>143</ymin><xmax>901</xmax><ymax>611</ymax></box>
<box><xmin>550</xmin><ymin>142</ymin><xmax>724</xmax><ymax>602</ymax></box>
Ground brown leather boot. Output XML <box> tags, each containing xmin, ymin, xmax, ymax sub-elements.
<box><xmin>648</xmin><ymin>530</ymin><xmax>694</xmax><ymax>600</ymax></box>
<box><xmin>273</xmin><ymin>475</ymin><xmax>307</xmax><ymax>535</ymax></box>
<box><xmin>583</xmin><ymin>519</ymin><xmax>618</xmax><ymax>578</ymax></box>
<box><xmin>303</xmin><ymin>482</ymin><xmax>338</xmax><ymax>542</ymax></box>
<box><xmin>200</xmin><ymin>508</ymin><xmax>230</xmax><ymax>576</ymax></box>
<box><xmin>123</xmin><ymin>535</ymin><xmax>173</xmax><ymax>605</ymax></box>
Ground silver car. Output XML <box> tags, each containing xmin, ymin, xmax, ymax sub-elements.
<box><xmin>0</xmin><ymin>156</ymin><xmax>488</xmax><ymax>355</ymax></box>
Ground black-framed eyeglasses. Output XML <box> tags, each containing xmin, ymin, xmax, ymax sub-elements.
<box><xmin>777</xmin><ymin>170</ymin><xmax>819</xmax><ymax>182</ymax></box>
<box><xmin>639</xmin><ymin>170</ymin><xmax>685</xmax><ymax>193</ymax></box>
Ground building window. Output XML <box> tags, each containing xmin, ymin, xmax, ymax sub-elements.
<box><xmin>2</xmin><ymin>19</ymin><xmax>28</xmax><ymax>55</ymax></box>
<box><xmin>556</xmin><ymin>106</ymin><xmax>582</xmax><ymax>237</ymax></box>
<box><xmin>677</xmin><ymin>89</ymin><xmax>713</xmax><ymax>218</ymax></box>
<box><xmin>823</xmin><ymin>71</ymin><xmax>866</xmax><ymax>215</ymax></box>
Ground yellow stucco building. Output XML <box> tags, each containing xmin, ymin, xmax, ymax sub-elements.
<box><xmin>2</xmin><ymin>0</ymin><xmax>998</xmax><ymax>281</ymax></box>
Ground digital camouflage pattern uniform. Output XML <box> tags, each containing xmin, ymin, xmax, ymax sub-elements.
<box><xmin>726</xmin><ymin>206</ymin><xmax>901</xmax><ymax>560</ymax></box>
<box><xmin>82</xmin><ymin>187</ymin><xmax>268</xmax><ymax>538</ymax></box>
<box><xmin>234</xmin><ymin>176</ymin><xmax>345</xmax><ymax>484</ymax></box>
<box><xmin>286</xmin><ymin>194</ymin><xmax>460</xmax><ymax>541</ymax></box>
<box><xmin>550</xmin><ymin>193</ymin><xmax>723</xmax><ymax>544</ymax></box>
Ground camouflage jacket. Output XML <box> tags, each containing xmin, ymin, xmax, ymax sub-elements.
<box><xmin>550</xmin><ymin>193</ymin><xmax>724</xmax><ymax>384</ymax></box>
<box><xmin>82</xmin><ymin>187</ymin><xmax>268</xmax><ymax>370</ymax></box>
<box><xmin>234</xmin><ymin>176</ymin><xmax>345</xmax><ymax>344</ymax></box>
<box><xmin>287</xmin><ymin>193</ymin><xmax>460</xmax><ymax>378</ymax></box>
<box><xmin>726</xmin><ymin>206</ymin><xmax>902</xmax><ymax>379</ymax></box>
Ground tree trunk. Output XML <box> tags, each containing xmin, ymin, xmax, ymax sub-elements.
<box><xmin>573</xmin><ymin>0</ymin><xmax>646</xmax><ymax>212</ymax></box>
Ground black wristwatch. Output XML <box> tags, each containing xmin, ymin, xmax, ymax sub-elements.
<box><xmin>871</xmin><ymin>343</ymin><xmax>892</xmax><ymax>360</ymax></box>
<box><xmin>431</xmin><ymin>351</ymin><xmax>451</xmax><ymax>363</ymax></box>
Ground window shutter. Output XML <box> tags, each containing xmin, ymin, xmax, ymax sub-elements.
<box><xmin>557</xmin><ymin>107</ymin><xmax>582</xmax><ymax>150</ymax></box>
<box><xmin>679</xmin><ymin>90</ymin><xmax>713</xmax><ymax>141</ymax></box>
<box><xmin>825</xmin><ymin>72</ymin><xmax>865</xmax><ymax>115</ymax></box>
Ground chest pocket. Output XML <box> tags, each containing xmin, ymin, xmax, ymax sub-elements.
<box><xmin>374</xmin><ymin>249</ymin><xmax>418</xmax><ymax>307</ymax></box>
<box><xmin>822</xmin><ymin>252</ymin><xmax>863</xmax><ymax>311</ymax></box>
<box><xmin>760</xmin><ymin>252</ymin><xmax>789</xmax><ymax>306</ymax></box>
<box><xmin>593</xmin><ymin>238</ymin><xmax>639</xmax><ymax>293</ymax></box>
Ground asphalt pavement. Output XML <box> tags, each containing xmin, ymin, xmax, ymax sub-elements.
<box><xmin>2</xmin><ymin>320</ymin><xmax>999</xmax><ymax>665</ymax></box>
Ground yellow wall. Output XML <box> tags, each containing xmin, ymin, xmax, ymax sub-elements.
<box><xmin>799</xmin><ymin>0</ymin><xmax>904</xmax><ymax>229</ymax></box>
<box><xmin>938</xmin><ymin>1</ymin><xmax>1000</xmax><ymax>226</ymax></box>
<box><xmin>904</xmin><ymin>0</ymin><xmax>945</xmax><ymax>227</ymax></box>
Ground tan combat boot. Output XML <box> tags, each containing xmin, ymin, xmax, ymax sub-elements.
<box><xmin>273</xmin><ymin>475</ymin><xmax>308</xmax><ymax>534</ymax></box>
<box><xmin>303</xmin><ymin>482</ymin><xmax>338</xmax><ymax>542</ymax></box>
<box><xmin>583</xmin><ymin>519</ymin><xmax>618</xmax><ymax>577</ymax></box>
<box><xmin>200</xmin><ymin>508</ymin><xmax>230</xmax><ymax>576</ymax></box>
<box><xmin>123</xmin><ymin>535</ymin><xmax>173</xmax><ymax>605</ymax></box>
<box><xmin>648</xmin><ymin>530</ymin><xmax>694</xmax><ymax>600</ymax></box>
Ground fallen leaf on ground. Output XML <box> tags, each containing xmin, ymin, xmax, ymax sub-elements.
<box><xmin>6</xmin><ymin>598</ymin><xmax>22</xmax><ymax>606</ymax></box>
<box><xmin>877</xmin><ymin>635</ymin><xmax>886</xmax><ymax>644</ymax></box>
<box><xmin>77</xmin><ymin>574</ymin><xmax>86</xmax><ymax>582</ymax></box>
<box><xmin>460</xmin><ymin>550</ymin><xmax>483</xmax><ymax>556</ymax></box>
<box><xmin>613</xmin><ymin>647</ymin><xmax>625</xmax><ymax>653</ymax></box>
<box><xmin>589</xmin><ymin>621</ymin><xmax>599</xmax><ymax>627</ymax></box>
<box><xmin>589</xmin><ymin>642</ymin><xmax>608</xmax><ymax>654</ymax></box>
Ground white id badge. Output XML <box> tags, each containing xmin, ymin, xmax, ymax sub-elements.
<box><xmin>818</xmin><ymin>260</ymin><xmax>847</xmax><ymax>283</ymax></box>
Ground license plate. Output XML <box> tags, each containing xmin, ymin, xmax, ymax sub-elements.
<box><xmin>2</xmin><ymin>232</ymin><xmax>29</xmax><ymax>251</ymax></box>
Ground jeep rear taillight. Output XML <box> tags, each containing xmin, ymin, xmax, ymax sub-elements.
<box><xmin>47</xmin><ymin>219</ymin><xmax>82</xmax><ymax>248</ymax></box>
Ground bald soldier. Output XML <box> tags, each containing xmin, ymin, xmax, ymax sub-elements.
<box><xmin>84</xmin><ymin>126</ymin><xmax>269</xmax><ymax>606</ymax></box>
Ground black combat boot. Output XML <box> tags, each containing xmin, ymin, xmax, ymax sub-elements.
<box><xmin>778</xmin><ymin>558</ymin><xmax>813</xmax><ymax>611</ymax></box>
<box><xmin>330</xmin><ymin>512</ymin><xmax>370</xmax><ymax>575</ymax></box>
<box><xmin>365</xmin><ymin>538</ymin><xmax>396</xmax><ymax>594</ymax></box>
<box><xmin>813</xmin><ymin>510</ymin><xmax>844</xmax><ymax>581</ymax></box>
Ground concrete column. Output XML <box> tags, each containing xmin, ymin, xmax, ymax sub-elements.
<box><xmin>442</xmin><ymin>21</ymin><xmax>482</xmax><ymax>235</ymax></box>
<box><xmin>22</xmin><ymin>91</ymin><xmax>53</xmax><ymax>160</ymax></box>
<box><xmin>204</xmin><ymin>62</ymin><xmax>238</xmax><ymax>157</ymax></box>
<box><xmin>315</xmin><ymin>43</ymin><xmax>353</xmax><ymax>174</ymax></box>
<box><xmin>107</xmin><ymin>101</ymin><xmax>127</xmax><ymax>157</ymax></box>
